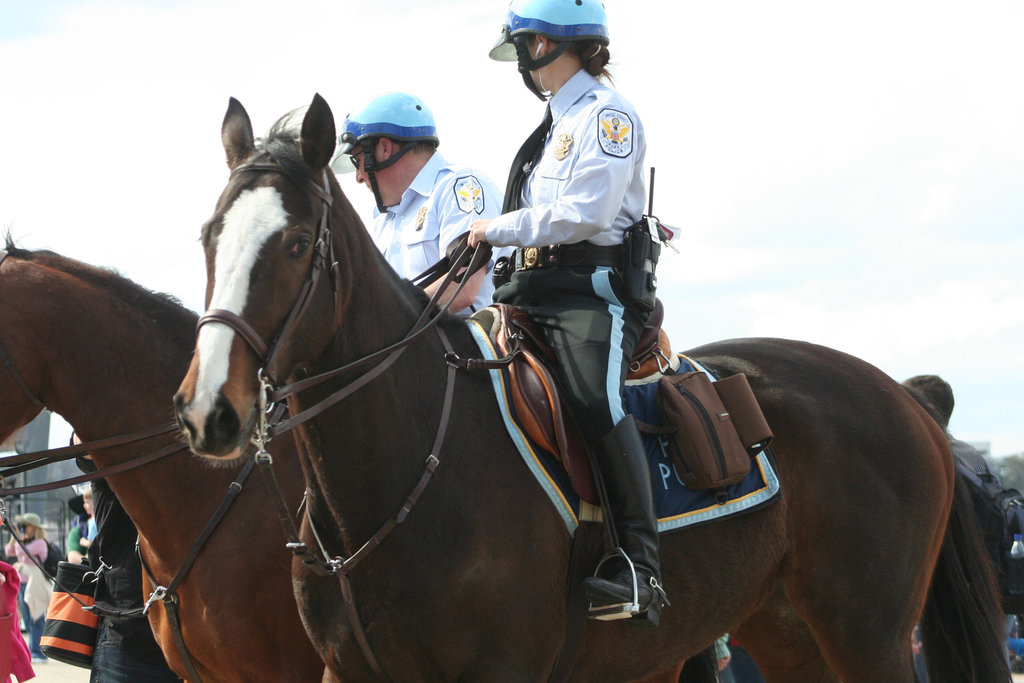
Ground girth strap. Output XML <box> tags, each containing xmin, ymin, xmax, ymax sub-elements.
<box><xmin>162</xmin><ymin>594</ymin><xmax>199</xmax><ymax>683</ymax></box>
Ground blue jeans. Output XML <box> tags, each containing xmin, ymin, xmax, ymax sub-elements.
<box><xmin>17</xmin><ymin>583</ymin><xmax>45</xmax><ymax>659</ymax></box>
<box><xmin>90</xmin><ymin>618</ymin><xmax>181</xmax><ymax>682</ymax></box>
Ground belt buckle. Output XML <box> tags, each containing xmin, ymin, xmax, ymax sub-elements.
<box><xmin>523</xmin><ymin>247</ymin><xmax>539</xmax><ymax>269</ymax></box>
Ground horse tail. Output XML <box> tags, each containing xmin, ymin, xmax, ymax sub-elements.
<box><xmin>918</xmin><ymin>470</ymin><xmax>1009</xmax><ymax>682</ymax></box>
<box><xmin>677</xmin><ymin>645</ymin><xmax>718</xmax><ymax>683</ymax></box>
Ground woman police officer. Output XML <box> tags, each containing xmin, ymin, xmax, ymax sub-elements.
<box><xmin>468</xmin><ymin>0</ymin><xmax>666</xmax><ymax>625</ymax></box>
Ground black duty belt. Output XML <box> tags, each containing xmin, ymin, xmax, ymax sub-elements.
<box><xmin>512</xmin><ymin>242</ymin><xmax>623</xmax><ymax>272</ymax></box>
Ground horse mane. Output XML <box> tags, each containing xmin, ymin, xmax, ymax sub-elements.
<box><xmin>257</xmin><ymin>107</ymin><xmax>316</xmax><ymax>184</ymax></box>
<box><xmin>3</xmin><ymin>235</ymin><xmax>199</xmax><ymax>342</ymax></box>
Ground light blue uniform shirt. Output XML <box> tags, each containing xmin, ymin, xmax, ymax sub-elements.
<box><xmin>486</xmin><ymin>70</ymin><xmax>647</xmax><ymax>249</ymax></box>
<box><xmin>369</xmin><ymin>152</ymin><xmax>505</xmax><ymax>313</ymax></box>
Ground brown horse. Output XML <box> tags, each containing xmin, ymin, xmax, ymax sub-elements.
<box><xmin>0</xmin><ymin>242</ymin><xmax>323</xmax><ymax>681</ymax></box>
<box><xmin>174</xmin><ymin>95</ymin><xmax>1007</xmax><ymax>682</ymax></box>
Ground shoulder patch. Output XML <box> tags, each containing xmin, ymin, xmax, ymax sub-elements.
<box><xmin>597</xmin><ymin>108</ymin><xmax>634</xmax><ymax>158</ymax></box>
<box><xmin>453</xmin><ymin>175</ymin><xmax>485</xmax><ymax>214</ymax></box>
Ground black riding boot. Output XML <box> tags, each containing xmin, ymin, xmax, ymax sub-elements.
<box><xmin>582</xmin><ymin>416</ymin><xmax>667</xmax><ymax>626</ymax></box>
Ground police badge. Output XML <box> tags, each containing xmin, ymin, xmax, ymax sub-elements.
<box><xmin>554</xmin><ymin>133</ymin><xmax>573</xmax><ymax>161</ymax></box>
<box><xmin>414</xmin><ymin>206</ymin><xmax>428</xmax><ymax>231</ymax></box>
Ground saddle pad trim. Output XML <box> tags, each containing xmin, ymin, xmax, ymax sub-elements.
<box><xmin>654</xmin><ymin>450</ymin><xmax>781</xmax><ymax>532</ymax></box>
<box><xmin>467</xmin><ymin>320</ymin><xmax>579</xmax><ymax>533</ymax></box>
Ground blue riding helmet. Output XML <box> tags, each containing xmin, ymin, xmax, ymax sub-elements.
<box><xmin>489</xmin><ymin>0</ymin><xmax>609</xmax><ymax>62</ymax></box>
<box><xmin>329</xmin><ymin>92</ymin><xmax>439</xmax><ymax>174</ymax></box>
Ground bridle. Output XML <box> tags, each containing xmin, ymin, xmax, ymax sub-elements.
<box><xmin>193</xmin><ymin>155</ymin><xmax>485</xmax><ymax>681</ymax></box>
<box><xmin>196</xmin><ymin>158</ymin><xmax>480</xmax><ymax>430</ymax></box>
<box><xmin>197</xmin><ymin>163</ymin><xmax>341</xmax><ymax>389</ymax></box>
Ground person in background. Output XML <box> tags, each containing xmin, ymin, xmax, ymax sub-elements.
<box><xmin>331</xmin><ymin>92</ymin><xmax>504</xmax><ymax>315</ymax></box>
<box><xmin>60</xmin><ymin>432</ymin><xmax>179</xmax><ymax>681</ymax></box>
<box><xmin>724</xmin><ymin>635</ymin><xmax>766</xmax><ymax>683</ymax></box>
<box><xmin>902</xmin><ymin>373</ymin><xmax>1013</xmax><ymax>676</ymax></box>
<box><xmin>0</xmin><ymin>559</ymin><xmax>34</xmax><ymax>681</ymax></box>
<box><xmin>4</xmin><ymin>513</ymin><xmax>49</xmax><ymax>663</ymax></box>
<box><xmin>84</xmin><ymin>475</ymin><xmax>180</xmax><ymax>682</ymax></box>
<box><xmin>66</xmin><ymin>487</ymin><xmax>95</xmax><ymax>564</ymax></box>
<box><xmin>715</xmin><ymin>635</ymin><xmax>735</xmax><ymax>683</ymax></box>
<box><xmin>471</xmin><ymin>0</ymin><xmax>665</xmax><ymax>625</ymax></box>
<box><xmin>912</xmin><ymin>624</ymin><xmax>929</xmax><ymax>682</ymax></box>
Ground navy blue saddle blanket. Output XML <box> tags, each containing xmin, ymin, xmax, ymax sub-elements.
<box><xmin>467</xmin><ymin>321</ymin><xmax>781</xmax><ymax>536</ymax></box>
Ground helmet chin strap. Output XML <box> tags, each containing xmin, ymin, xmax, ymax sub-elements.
<box><xmin>361</xmin><ymin>138</ymin><xmax>418</xmax><ymax>213</ymax></box>
<box><xmin>513</xmin><ymin>35</ymin><xmax>570</xmax><ymax>101</ymax></box>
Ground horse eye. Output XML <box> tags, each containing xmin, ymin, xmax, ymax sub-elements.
<box><xmin>290</xmin><ymin>235</ymin><xmax>312</xmax><ymax>257</ymax></box>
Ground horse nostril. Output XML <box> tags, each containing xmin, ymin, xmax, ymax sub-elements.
<box><xmin>173</xmin><ymin>393</ymin><xmax>197</xmax><ymax>441</ymax></box>
<box><xmin>178</xmin><ymin>414</ymin><xmax>197</xmax><ymax>441</ymax></box>
<box><xmin>207</xmin><ymin>394</ymin><xmax>241</xmax><ymax>447</ymax></box>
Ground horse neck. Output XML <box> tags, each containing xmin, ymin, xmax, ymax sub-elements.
<box><xmin>4</xmin><ymin>261</ymin><xmax>223</xmax><ymax>556</ymax></box>
<box><xmin>297</xmin><ymin>210</ymin><xmax>470</xmax><ymax>538</ymax></box>
<box><xmin>296</xmin><ymin>332</ymin><xmax>453</xmax><ymax>545</ymax></box>
<box><xmin>325</xmin><ymin>189</ymin><xmax>430</xmax><ymax>359</ymax></box>
<box><xmin>25</xmin><ymin>267</ymin><xmax>190</xmax><ymax>437</ymax></box>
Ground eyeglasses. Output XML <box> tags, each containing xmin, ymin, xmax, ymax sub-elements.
<box><xmin>348</xmin><ymin>153</ymin><xmax>363</xmax><ymax>171</ymax></box>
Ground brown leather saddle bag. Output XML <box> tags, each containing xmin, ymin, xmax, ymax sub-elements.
<box><xmin>656</xmin><ymin>371</ymin><xmax>772</xmax><ymax>490</ymax></box>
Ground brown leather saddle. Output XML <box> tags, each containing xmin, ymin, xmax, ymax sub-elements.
<box><xmin>469</xmin><ymin>300</ymin><xmax>674</xmax><ymax>504</ymax></box>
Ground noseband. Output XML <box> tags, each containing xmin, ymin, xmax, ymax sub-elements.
<box><xmin>196</xmin><ymin>163</ymin><xmax>339</xmax><ymax>387</ymax></box>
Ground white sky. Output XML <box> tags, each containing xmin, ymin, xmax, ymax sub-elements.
<box><xmin>2</xmin><ymin>0</ymin><xmax>1022</xmax><ymax>455</ymax></box>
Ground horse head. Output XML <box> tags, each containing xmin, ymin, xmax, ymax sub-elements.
<box><xmin>175</xmin><ymin>94</ymin><xmax>371</xmax><ymax>460</ymax></box>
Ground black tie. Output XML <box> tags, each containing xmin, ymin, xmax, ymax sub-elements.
<box><xmin>502</xmin><ymin>106</ymin><xmax>552</xmax><ymax>213</ymax></box>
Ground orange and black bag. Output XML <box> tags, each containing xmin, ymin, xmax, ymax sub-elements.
<box><xmin>41</xmin><ymin>561</ymin><xmax>98</xmax><ymax>668</ymax></box>
<box><xmin>657</xmin><ymin>371</ymin><xmax>772</xmax><ymax>490</ymax></box>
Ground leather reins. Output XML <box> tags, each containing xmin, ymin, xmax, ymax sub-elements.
<box><xmin>196</xmin><ymin>157</ymin><xmax>482</xmax><ymax>681</ymax></box>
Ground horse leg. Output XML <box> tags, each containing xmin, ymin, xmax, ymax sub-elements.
<box><xmin>734</xmin><ymin>587</ymin><xmax>838</xmax><ymax>683</ymax></box>
<box><xmin>769</xmin><ymin>474</ymin><xmax>942</xmax><ymax>682</ymax></box>
<box><xmin>633</xmin><ymin>661</ymin><xmax>684</xmax><ymax>683</ymax></box>
<box><xmin>758</xmin><ymin>525</ymin><xmax>929</xmax><ymax>683</ymax></box>
<box><xmin>736</xmin><ymin>583</ymin><xmax>915</xmax><ymax>683</ymax></box>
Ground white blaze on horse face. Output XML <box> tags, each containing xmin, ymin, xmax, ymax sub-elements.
<box><xmin>193</xmin><ymin>187</ymin><xmax>289</xmax><ymax>415</ymax></box>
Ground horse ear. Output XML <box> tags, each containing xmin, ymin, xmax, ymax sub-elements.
<box><xmin>300</xmin><ymin>93</ymin><xmax>337</xmax><ymax>172</ymax></box>
<box><xmin>222</xmin><ymin>97</ymin><xmax>255</xmax><ymax>170</ymax></box>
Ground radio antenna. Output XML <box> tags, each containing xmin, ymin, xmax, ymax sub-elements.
<box><xmin>647</xmin><ymin>167</ymin><xmax>655</xmax><ymax>216</ymax></box>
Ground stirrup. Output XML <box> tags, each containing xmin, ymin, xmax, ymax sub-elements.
<box><xmin>587</xmin><ymin>551</ymin><xmax>640</xmax><ymax>621</ymax></box>
<box><xmin>585</xmin><ymin>550</ymin><xmax>668</xmax><ymax>622</ymax></box>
